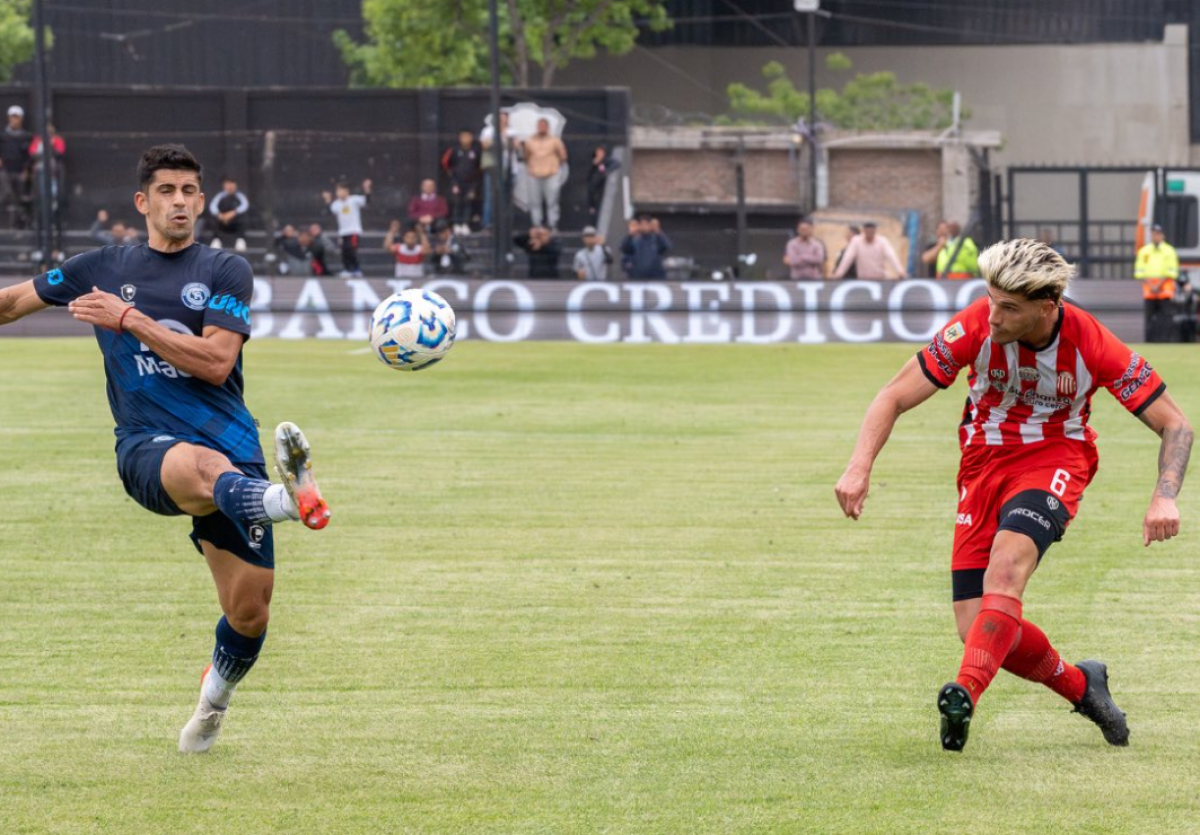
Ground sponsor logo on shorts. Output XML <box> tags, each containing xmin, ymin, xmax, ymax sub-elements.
<box><xmin>120</xmin><ymin>284</ymin><xmax>137</xmax><ymax>302</ymax></box>
<box><xmin>1057</xmin><ymin>371</ymin><xmax>1076</xmax><ymax>396</ymax></box>
<box><xmin>151</xmin><ymin>435</ymin><xmax>176</xmax><ymax>443</ymax></box>
<box><xmin>1007</xmin><ymin>507</ymin><xmax>1051</xmax><ymax>530</ymax></box>
<box><xmin>943</xmin><ymin>322</ymin><xmax>965</xmax><ymax>344</ymax></box>
<box><xmin>181</xmin><ymin>282</ymin><xmax>211</xmax><ymax>311</ymax></box>
<box><xmin>1046</xmin><ymin>495</ymin><xmax>1060</xmax><ymax>511</ymax></box>
<box><xmin>1018</xmin><ymin>366</ymin><xmax>1039</xmax><ymax>382</ymax></box>
<box><xmin>956</xmin><ymin>513</ymin><xmax>973</xmax><ymax>526</ymax></box>
<box><xmin>46</xmin><ymin>268</ymin><xmax>64</xmax><ymax>285</ymax></box>
<box><xmin>248</xmin><ymin>524</ymin><xmax>266</xmax><ymax>550</ymax></box>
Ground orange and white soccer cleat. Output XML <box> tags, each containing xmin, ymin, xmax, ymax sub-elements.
<box><xmin>178</xmin><ymin>664</ymin><xmax>226</xmax><ymax>754</ymax></box>
<box><xmin>274</xmin><ymin>421</ymin><xmax>331</xmax><ymax>530</ymax></box>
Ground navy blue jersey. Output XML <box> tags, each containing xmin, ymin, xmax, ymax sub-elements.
<box><xmin>33</xmin><ymin>244</ymin><xmax>264</xmax><ymax>464</ymax></box>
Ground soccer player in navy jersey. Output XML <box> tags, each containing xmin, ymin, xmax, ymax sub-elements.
<box><xmin>0</xmin><ymin>145</ymin><xmax>331</xmax><ymax>753</ymax></box>
<box><xmin>835</xmin><ymin>239</ymin><xmax>1192</xmax><ymax>751</ymax></box>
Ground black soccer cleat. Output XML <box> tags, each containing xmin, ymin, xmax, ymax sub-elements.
<box><xmin>937</xmin><ymin>682</ymin><xmax>974</xmax><ymax>752</ymax></box>
<box><xmin>1073</xmin><ymin>660</ymin><xmax>1130</xmax><ymax>746</ymax></box>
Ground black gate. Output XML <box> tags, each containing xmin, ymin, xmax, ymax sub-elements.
<box><xmin>1001</xmin><ymin>165</ymin><xmax>1200</xmax><ymax>279</ymax></box>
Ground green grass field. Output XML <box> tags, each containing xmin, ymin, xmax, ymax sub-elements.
<box><xmin>2</xmin><ymin>338</ymin><xmax>1199</xmax><ymax>835</ymax></box>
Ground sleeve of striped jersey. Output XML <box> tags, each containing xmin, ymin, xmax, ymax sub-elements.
<box><xmin>1093</xmin><ymin>327</ymin><xmax>1165</xmax><ymax>416</ymax></box>
<box><xmin>916</xmin><ymin>309</ymin><xmax>980</xmax><ymax>389</ymax></box>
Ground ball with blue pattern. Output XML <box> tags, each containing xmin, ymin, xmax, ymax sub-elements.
<box><xmin>368</xmin><ymin>289</ymin><xmax>457</xmax><ymax>371</ymax></box>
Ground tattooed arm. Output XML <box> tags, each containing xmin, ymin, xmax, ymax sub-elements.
<box><xmin>1137</xmin><ymin>391</ymin><xmax>1194</xmax><ymax>546</ymax></box>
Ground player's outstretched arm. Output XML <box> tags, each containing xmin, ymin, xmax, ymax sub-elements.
<box><xmin>0</xmin><ymin>280</ymin><xmax>50</xmax><ymax>327</ymax></box>
<box><xmin>67</xmin><ymin>287</ymin><xmax>242</xmax><ymax>386</ymax></box>
<box><xmin>1136</xmin><ymin>391</ymin><xmax>1193</xmax><ymax>546</ymax></box>
<box><xmin>835</xmin><ymin>356</ymin><xmax>939</xmax><ymax>520</ymax></box>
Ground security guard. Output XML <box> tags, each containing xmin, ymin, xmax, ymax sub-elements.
<box><xmin>936</xmin><ymin>221</ymin><xmax>980</xmax><ymax>280</ymax></box>
<box><xmin>1135</xmin><ymin>223</ymin><xmax>1179</xmax><ymax>342</ymax></box>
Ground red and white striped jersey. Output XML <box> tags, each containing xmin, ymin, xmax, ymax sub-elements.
<box><xmin>917</xmin><ymin>297</ymin><xmax>1165</xmax><ymax>448</ymax></box>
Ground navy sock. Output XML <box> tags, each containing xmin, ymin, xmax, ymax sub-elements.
<box><xmin>212</xmin><ymin>615</ymin><xmax>267</xmax><ymax>686</ymax></box>
<box><xmin>213</xmin><ymin>471</ymin><xmax>272</xmax><ymax>525</ymax></box>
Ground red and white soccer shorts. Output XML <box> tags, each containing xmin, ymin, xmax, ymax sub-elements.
<box><xmin>952</xmin><ymin>438</ymin><xmax>1099</xmax><ymax>575</ymax></box>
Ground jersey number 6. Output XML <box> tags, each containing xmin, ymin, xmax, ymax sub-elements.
<box><xmin>1050</xmin><ymin>469</ymin><xmax>1071</xmax><ymax>497</ymax></box>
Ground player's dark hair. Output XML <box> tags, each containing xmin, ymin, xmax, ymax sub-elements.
<box><xmin>137</xmin><ymin>144</ymin><xmax>202</xmax><ymax>191</ymax></box>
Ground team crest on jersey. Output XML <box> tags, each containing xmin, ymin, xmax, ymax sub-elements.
<box><xmin>989</xmin><ymin>368</ymin><xmax>1006</xmax><ymax>379</ymax></box>
<box><xmin>1057</xmin><ymin>371</ymin><xmax>1077</xmax><ymax>395</ymax></box>
<box><xmin>1018</xmin><ymin>366</ymin><xmax>1039</xmax><ymax>382</ymax></box>
<box><xmin>943</xmin><ymin>322</ymin><xmax>965</xmax><ymax>343</ymax></box>
<box><xmin>181</xmin><ymin>282</ymin><xmax>210</xmax><ymax>311</ymax></box>
<box><xmin>120</xmin><ymin>284</ymin><xmax>136</xmax><ymax>302</ymax></box>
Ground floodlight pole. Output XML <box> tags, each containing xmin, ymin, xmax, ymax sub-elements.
<box><xmin>488</xmin><ymin>0</ymin><xmax>506</xmax><ymax>278</ymax></box>
<box><xmin>32</xmin><ymin>0</ymin><xmax>53</xmax><ymax>267</ymax></box>
<box><xmin>806</xmin><ymin>9</ymin><xmax>817</xmax><ymax>214</ymax></box>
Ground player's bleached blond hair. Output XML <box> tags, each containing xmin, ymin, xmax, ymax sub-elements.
<box><xmin>978</xmin><ymin>238</ymin><xmax>1074</xmax><ymax>302</ymax></box>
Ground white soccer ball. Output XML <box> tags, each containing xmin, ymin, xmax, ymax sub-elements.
<box><xmin>368</xmin><ymin>289</ymin><xmax>456</xmax><ymax>371</ymax></box>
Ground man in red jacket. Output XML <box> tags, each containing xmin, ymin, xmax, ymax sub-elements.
<box><xmin>407</xmin><ymin>178</ymin><xmax>449</xmax><ymax>232</ymax></box>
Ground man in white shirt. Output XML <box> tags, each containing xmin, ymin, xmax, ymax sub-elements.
<box><xmin>573</xmin><ymin>225</ymin><xmax>612</xmax><ymax>281</ymax></box>
<box><xmin>322</xmin><ymin>179</ymin><xmax>372</xmax><ymax>277</ymax></box>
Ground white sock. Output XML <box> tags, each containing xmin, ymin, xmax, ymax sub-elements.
<box><xmin>263</xmin><ymin>483</ymin><xmax>298</xmax><ymax>522</ymax></box>
<box><xmin>203</xmin><ymin>666</ymin><xmax>236</xmax><ymax>710</ymax></box>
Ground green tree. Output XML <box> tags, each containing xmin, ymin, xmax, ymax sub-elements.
<box><xmin>335</xmin><ymin>0</ymin><xmax>670</xmax><ymax>89</ymax></box>
<box><xmin>0</xmin><ymin>0</ymin><xmax>37</xmax><ymax>84</ymax></box>
<box><xmin>725</xmin><ymin>55</ymin><xmax>964</xmax><ymax>130</ymax></box>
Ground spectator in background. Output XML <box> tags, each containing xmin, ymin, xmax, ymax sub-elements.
<box><xmin>0</xmin><ymin>105</ymin><xmax>30</xmax><ymax>228</ymax></box>
<box><xmin>514</xmin><ymin>225</ymin><xmax>562</xmax><ymax>279</ymax></box>
<box><xmin>783</xmin><ymin>218</ymin><xmax>825</xmax><ymax>280</ymax></box>
<box><xmin>407</xmin><ymin>178</ymin><xmax>449</xmax><ymax>232</ymax></box>
<box><xmin>273</xmin><ymin>224</ymin><xmax>311</xmax><ymax>276</ymax></box>
<box><xmin>935</xmin><ymin>221</ymin><xmax>979</xmax><ymax>280</ymax></box>
<box><xmin>832</xmin><ymin>221</ymin><xmax>906</xmax><ymax>280</ymax></box>
<box><xmin>620</xmin><ymin>218</ymin><xmax>638</xmax><ymax>278</ymax></box>
<box><xmin>835</xmin><ymin>225</ymin><xmax>861</xmax><ymax>279</ymax></box>
<box><xmin>208</xmin><ymin>177</ymin><xmax>250</xmax><ymax>251</ymax></box>
<box><xmin>385</xmin><ymin>219</ymin><xmax>430</xmax><ymax>279</ymax></box>
<box><xmin>29</xmin><ymin>124</ymin><xmax>66</xmax><ymax>260</ymax></box>
<box><xmin>480</xmin><ymin>109</ymin><xmax>517</xmax><ymax>230</ymax></box>
<box><xmin>429</xmin><ymin>220</ymin><xmax>469</xmax><ymax>275</ymax></box>
<box><xmin>620</xmin><ymin>214</ymin><xmax>671</xmax><ymax>279</ymax></box>
<box><xmin>574</xmin><ymin>225</ymin><xmax>613</xmax><ymax>281</ymax></box>
<box><xmin>1038</xmin><ymin>227</ymin><xmax>1065</xmax><ymax>256</ymax></box>
<box><xmin>522</xmin><ymin>118</ymin><xmax>568</xmax><ymax>231</ymax></box>
<box><xmin>920</xmin><ymin>220</ymin><xmax>949</xmax><ymax>278</ymax></box>
<box><xmin>323</xmin><ymin>178</ymin><xmax>371</xmax><ymax>277</ymax></box>
<box><xmin>587</xmin><ymin>146</ymin><xmax>619</xmax><ymax>221</ymax></box>
<box><xmin>306</xmin><ymin>222</ymin><xmax>333</xmax><ymax>276</ymax></box>
<box><xmin>1173</xmin><ymin>273</ymin><xmax>1198</xmax><ymax>343</ymax></box>
<box><xmin>442</xmin><ymin>128</ymin><xmax>481</xmax><ymax>236</ymax></box>
<box><xmin>90</xmin><ymin>209</ymin><xmax>139</xmax><ymax>246</ymax></box>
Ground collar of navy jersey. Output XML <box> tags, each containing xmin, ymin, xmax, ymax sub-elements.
<box><xmin>1017</xmin><ymin>304</ymin><xmax>1064</xmax><ymax>353</ymax></box>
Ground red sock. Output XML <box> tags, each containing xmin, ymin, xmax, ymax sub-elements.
<box><xmin>956</xmin><ymin>593</ymin><xmax>1023</xmax><ymax>704</ymax></box>
<box><xmin>1001</xmin><ymin>618</ymin><xmax>1087</xmax><ymax>704</ymax></box>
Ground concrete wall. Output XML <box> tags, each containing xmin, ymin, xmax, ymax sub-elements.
<box><xmin>558</xmin><ymin>26</ymin><xmax>1191</xmax><ymax>170</ymax></box>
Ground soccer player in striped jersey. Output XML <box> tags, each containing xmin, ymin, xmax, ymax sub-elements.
<box><xmin>835</xmin><ymin>238</ymin><xmax>1193</xmax><ymax>752</ymax></box>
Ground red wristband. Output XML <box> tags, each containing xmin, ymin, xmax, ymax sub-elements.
<box><xmin>118</xmin><ymin>306</ymin><xmax>134</xmax><ymax>333</ymax></box>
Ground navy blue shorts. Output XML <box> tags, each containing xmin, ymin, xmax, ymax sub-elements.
<box><xmin>115</xmin><ymin>432</ymin><xmax>275</xmax><ymax>569</ymax></box>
